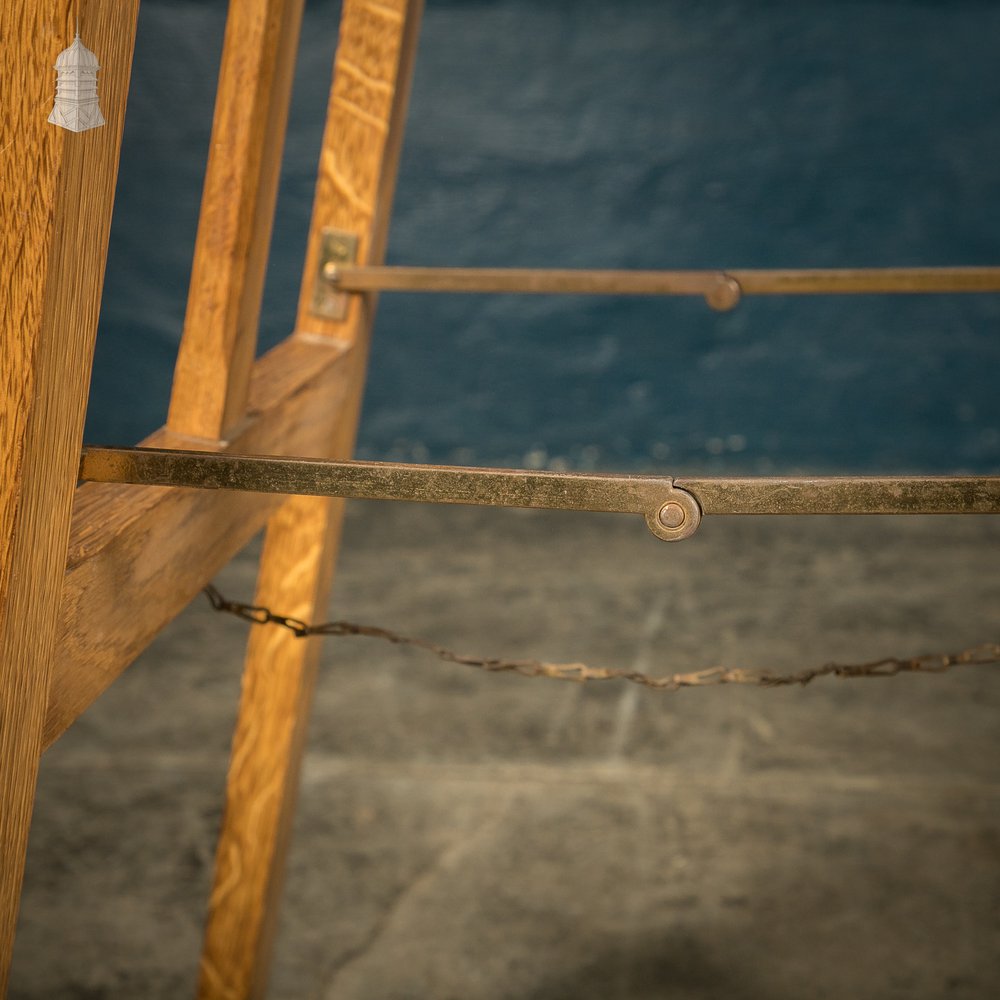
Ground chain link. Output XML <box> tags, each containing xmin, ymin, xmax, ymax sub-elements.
<box><xmin>203</xmin><ymin>584</ymin><xmax>311</xmax><ymax>635</ymax></box>
<box><xmin>202</xmin><ymin>585</ymin><xmax>999</xmax><ymax>691</ymax></box>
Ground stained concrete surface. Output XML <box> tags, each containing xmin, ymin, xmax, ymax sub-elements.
<box><xmin>10</xmin><ymin>502</ymin><xmax>1000</xmax><ymax>998</ymax></box>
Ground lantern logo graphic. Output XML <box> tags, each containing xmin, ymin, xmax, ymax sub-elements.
<box><xmin>48</xmin><ymin>33</ymin><xmax>105</xmax><ymax>133</ymax></box>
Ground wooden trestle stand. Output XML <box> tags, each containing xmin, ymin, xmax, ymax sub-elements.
<box><xmin>2</xmin><ymin>1</ymin><xmax>423</xmax><ymax>995</ymax></box>
<box><xmin>3</xmin><ymin>1</ymin><xmax>999</xmax><ymax>996</ymax></box>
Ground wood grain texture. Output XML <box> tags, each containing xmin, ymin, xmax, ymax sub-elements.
<box><xmin>0</xmin><ymin>0</ymin><xmax>139</xmax><ymax>987</ymax></box>
<box><xmin>198</xmin><ymin>2</ymin><xmax>425</xmax><ymax>996</ymax></box>
<box><xmin>167</xmin><ymin>0</ymin><xmax>305</xmax><ymax>441</ymax></box>
<box><xmin>294</xmin><ymin>0</ymin><xmax>422</xmax><ymax>339</ymax></box>
<box><xmin>44</xmin><ymin>335</ymin><xmax>355</xmax><ymax>749</ymax></box>
<box><xmin>197</xmin><ymin>348</ymin><xmax>367</xmax><ymax>1000</ymax></box>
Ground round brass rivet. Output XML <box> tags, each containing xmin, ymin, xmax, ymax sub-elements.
<box><xmin>657</xmin><ymin>501</ymin><xmax>686</xmax><ymax>529</ymax></box>
<box><xmin>705</xmin><ymin>275</ymin><xmax>742</xmax><ymax>312</ymax></box>
<box><xmin>322</xmin><ymin>261</ymin><xmax>340</xmax><ymax>282</ymax></box>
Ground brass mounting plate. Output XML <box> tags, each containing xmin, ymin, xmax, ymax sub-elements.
<box><xmin>310</xmin><ymin>228</ymin><xmax>359</xmax><ymax>320</ymax></box>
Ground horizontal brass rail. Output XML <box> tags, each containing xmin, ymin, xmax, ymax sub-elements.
<box><xmin>325</xmin><ymin>265</ymin><xmax>1000</xmax><ymax>311</ymax></box>
<box><xmin>674</xmin><ymin>476</ymin><xmax>1000</xmax><ymax>516</ymax></box>
<box><xmin>79</xmin><ymin>447</ymin><xmax>1000</xmax><ymax>544</ymax></box>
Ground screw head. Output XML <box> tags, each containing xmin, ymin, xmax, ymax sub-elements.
<box><xmin>657</xmin><ymin>501</ymin><xmax>686</xmax><ymax>529</ymax></box>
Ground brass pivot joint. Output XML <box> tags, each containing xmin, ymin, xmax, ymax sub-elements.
<box><xmin>646</xmin><ymin>486</ymin><xmax>702</xmax><ymax>542</ymax></box>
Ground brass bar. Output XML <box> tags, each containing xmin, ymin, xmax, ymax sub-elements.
<box><xmin>78</xmin><ymin>445</ymin><xmax>700</xmax><ymax>541</ymax></box>
<box><xmin>78</xmin><ymin>446</ymin><xmax>663</xmax><ymax>511</ymax></box>
<box><xmin>733</xmin><ymin>267</ymin><xmax>1000</xmax><ymax>296</ymax></box>
<box><xmin>328</xmin><ymin>266</ymin><xmax>723</xmax><ymax>295</ymax></box>
<box><xmin>329</xmin><ymin>264</ymin><xmax>1000</xmax><ymax>300</ymax></box>
<box><xmin>79</xmin><ymin>447</ymin><xmax>1000</xmax><ymax>538</ymax></box>
<box><xmin>676</xmin><ymin>476</ymin><xmax>1000</xmax><ymax>515</ymax></box>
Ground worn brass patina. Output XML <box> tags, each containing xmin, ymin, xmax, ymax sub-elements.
<box><xmin>326</xmin><ymin>264</ymin><xmax>1000</xmax><ymax>312</ymax></box>
<box><xmin>310</xmin><ymin>228</ymin><xmax>358</xmax><ymax>320</ymax></box>
<box><xmin>79</xmin><ymin>446</ymin><xmax>1000</xmax><ymax>543</ymax></box>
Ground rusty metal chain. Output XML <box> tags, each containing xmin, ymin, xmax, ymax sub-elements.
<box><xmin>202</xmin><ymin>585</ymin><xmax>1000</xmax><ymax>691</ymax></box>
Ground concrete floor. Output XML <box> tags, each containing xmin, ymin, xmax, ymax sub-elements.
<box><xmin>10</xmin><ymin>502</ymin><xmax>1000</xmax><ymax>998</ymax></box>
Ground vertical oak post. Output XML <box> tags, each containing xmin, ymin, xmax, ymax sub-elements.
<box><xmin>0</xmin><ymin>1</ymin><xmax>140</xmax><ymax>989</ymax></box>
<box><xmin>167</xmin><ymin>0</ymin><xmax>306</xmax><ymax>443</ymax></box>
<box><xmin>197</xmin><ymin>2</ymin><xmax>425</xmax><ymax>997</ymax></box>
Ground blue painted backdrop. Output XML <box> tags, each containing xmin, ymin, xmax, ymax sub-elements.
<box><xmin>87</xmin><ymin>0</ymin><xmax>1000</xmax><ymax>474</ymax></box>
